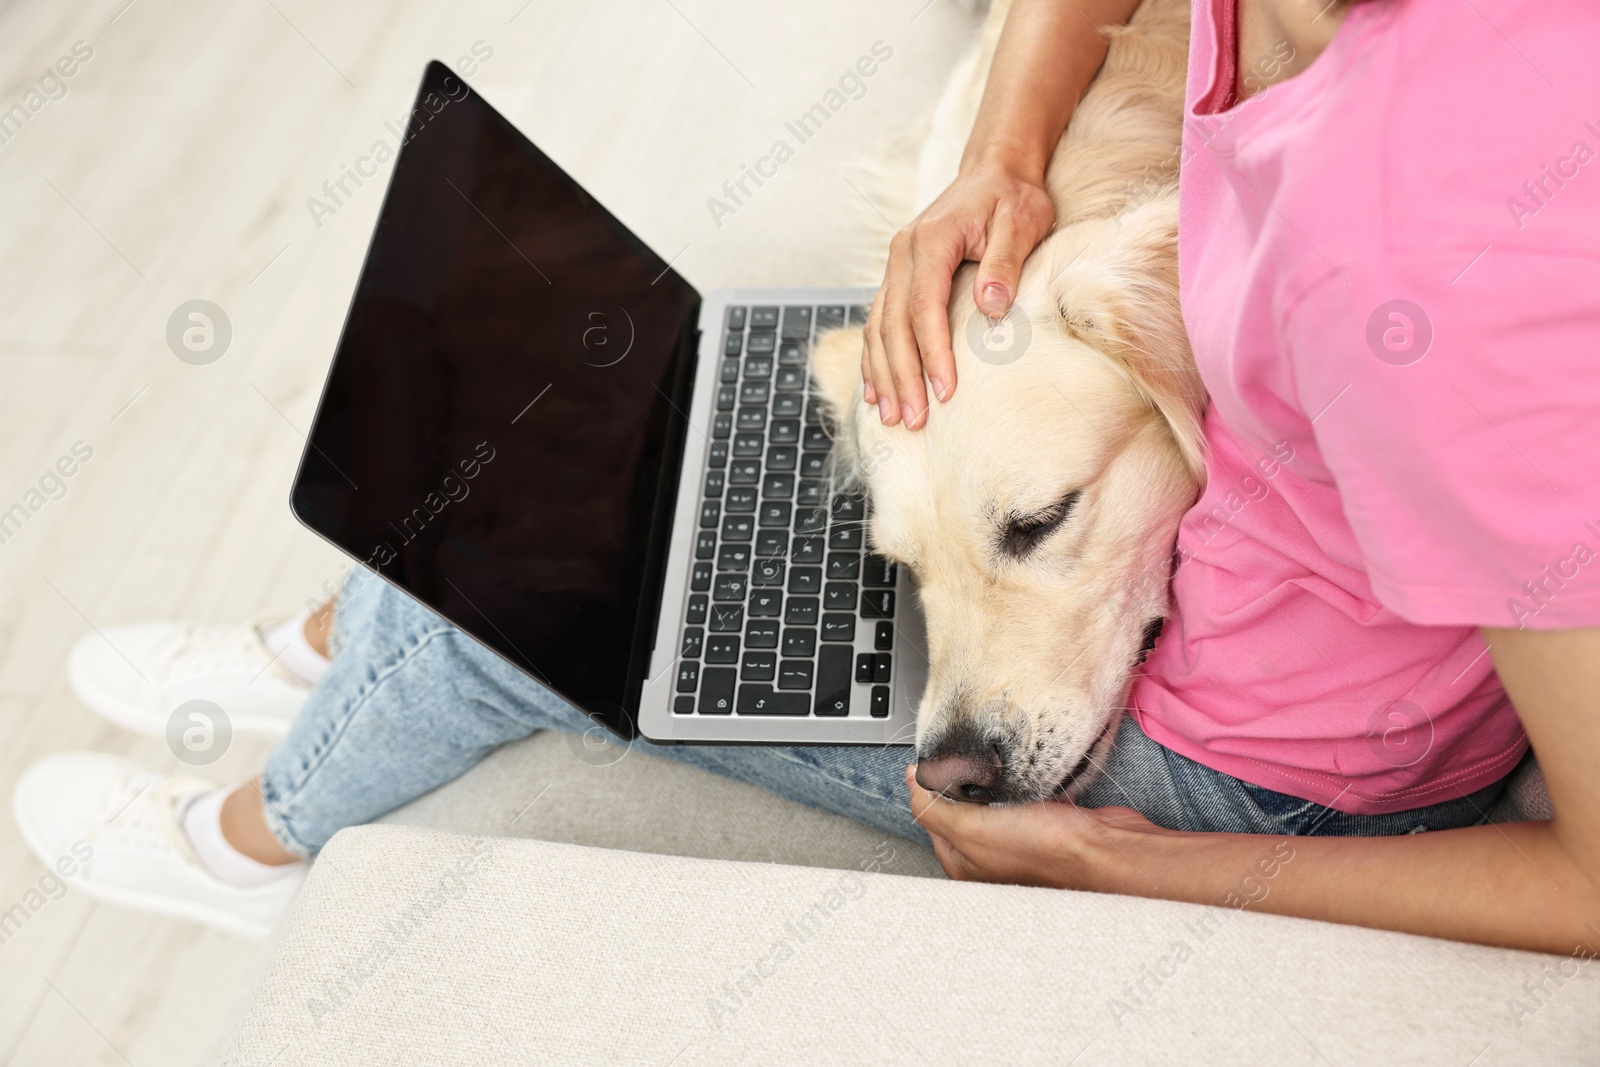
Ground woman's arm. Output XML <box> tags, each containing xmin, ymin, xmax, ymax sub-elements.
<box><xmin>862</xmin><ymin>0</ymin><xmax>1140</xmax><ymax>428</ymax></box>
<box><xmin>910</xmin><ymin>627</ymin><xmax>1600</xmax><ymax>954</ymax></box>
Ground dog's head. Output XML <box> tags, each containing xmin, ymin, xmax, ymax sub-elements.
<box><xmin>813</xmin><ymin>196</ymin><xmax>1204</xmax><ymax>804</ymax></box>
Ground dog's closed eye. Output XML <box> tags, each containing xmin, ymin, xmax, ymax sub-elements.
<box><xmin>999</xmin><ymin>491</ymin><xmax>1082</xmax><ymax>559</ymax></box>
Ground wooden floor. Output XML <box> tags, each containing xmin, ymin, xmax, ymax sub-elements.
<box><xmin>0</xmin><ymin>1</ymin><xmax>971</xmax><ymax>1062</ymax></box>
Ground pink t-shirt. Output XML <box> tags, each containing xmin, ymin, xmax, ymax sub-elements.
<box><xmin>1133</xmin><ymin>0</ymin><xmax>1600</xmax><ymax>813</ymax></box>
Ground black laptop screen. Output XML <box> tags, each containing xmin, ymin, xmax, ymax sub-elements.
<box><xmin>292</xmin><ymin>61</ymin><xmax>700</xmax><ymax>735</ymax></box>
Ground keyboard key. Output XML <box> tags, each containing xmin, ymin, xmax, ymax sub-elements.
<box><xmin>737</xmin><ymin>407</ymin><xmax>767</xmax><ymax>432</ymax></box>
<box><xmin>775</xmin><ymin>366</ymin><xmax>806</xmax><ymax>392</ymax></box>
<box><xmin>786</xmin><ymin>597</ymin><xmax>819</xmax><ymax>625</ymax></box>
<box><xmin>861</xmin><ymin>590</ymin><xmax>895</xmax><ymax>619</ymax></box>
<box><xmin>829</xmin><ymin>524</ymin><xmax>862</xmax><ymax>550</ymax></box>
<box><xmin>744</xmin><ymin>356</ymin><xmax>773</xmax><ymax>379</ymax></box>
<box><xmin>848</xmin><ymin>305</ymin><xmax>869</xmax><ymax>326</ymax></box>
<box><xmin>687</xmin><ymin>595</ymin><xmax>708</xmax><ymax>624</ymax></box>
<box><xmin>862</xmin><ymin>555</ymin><xmax>897</xmax><ymax>587</ymax></box>
<box><xmin>676</xmin><ymin>662</ymin><xmax>699</xmax><ymax>693</ymax></box>
<box><xmin>741</xmin><ymin>651</ymin><xmax>776</xmax><ymax>681</ymax></box>
<box><xmin>875</xmin><ymin>621</ymin><xmax>893</xmax><ymax>651</ymax></box>
<box><xmin>770</xmin><ymin>420</ymin><xmax>800</xmax><ymax>446</ymax></box>
<box><xmin>759</xmin><ymin>501</ymin><xmax>792</xmax><ymax>528</ymax></box>
<box><xmin>722</xmin><ymin>515</ymin><xmax>754</xmax><ymax>541</ymax></box>
<box><xmin>704</xmin><ymin>471</ymin><xmax>725</xmax><ymax>496</ymax></box>
<box><xmin>795</xmin><ymin>508</ymin><xmax>828</xmax><ymax>534</ymax></box>
<box><xmin>699</xmin><ymin>501</ymin><xmax>721</xmax><ymax>528</ymax></box>
<box><xmin>791</xmin><ymin>536</ymin><xmax>825</xmax><ymax>564</ymax></box>
<box><xmin>737</xmin><ymin>684</ymin><xmax>808</xmax><ymax>716</ymax></box>
<box><xmin>746</xmin><ymin>331</ymin><xmax>776</xmax><ymax>355</ymax></box>
<box><xmin>787</xmin><ymin>566</ymin><xmax>822</xmax><ymax>595</ymax></box>
<box><xmin>874</xmin><ymin>653</ymin><xmax>892</xmax><ymax>683</ymax></box>
<box><xmin>778</xmin><ymin>659</ymin><xmax>814</xmax><ymax>690</ymax></box>
<box><xmin>815</xmin><ymin>646</ymin><xmax>852</xmax><ymax>716</ymax></box>
<box><xmin>754</xmin><ymin>530</ymin><xmax>788</xmax><ymax>558</ymax></box>
<box><xmin>806</xmin><ymin>397</ymin><xmax>826</xmax><ymax>423</ymax></box>
<box><xmin>780</xmin><ymin>306</ymin><xmax>812</xmax><ymax>340</ymax></box>
<box><xmin>723</xmin><ymin>332</ymin><xmax>743</xmax><ymax>357</ymax></box>
<box><xmin>706</xmin><ymin>635</ymin><xmax>739</xmax><ymax>663</ymax></box>
<box><xmin>712</xmin><ymin>574</ymin><xmax>747</xmax><ymax>601</ymax></box>
<box><xmin>674</xmin><ymin>695</ymin><xmax>695</xmax><ymax>715</ymax></box>
<box><xmin>763</xmin><ymin>473</ymin><xmax>795</xmax><ymax>499</ymax></box>
<box><xmin>716</xmin><ymin>385</ymin><xmax>736</xmax><ymax>411</ymax></box>
<box><xmin>691</xmin><ymin>562</ymin><xmax>713</xmax><ymax>592</ymax></box>
<box><xmin>782</xmin><ymin>627</ymin><xmax>817</xmax><ymax>658</ymax></box>
<box><xmin>766</xmin><ymin>446</ymin><xmax>797</xmax><ymax>472</ymax></box>
<box><xmin>799</xmin><ymin>453</ymin><xmax>828</xmax><ymax>478</ymax></box>
<box><xmin>718</xmin><ymin>544</ymin><xmax>751</xmax><ymax>570</ymax></box>
<box><xmin>772</xmin><ymin>394</ymin><xmax>804</xmax><ymax>418</ymax></box>
<box><xmin>695</xmin><ymin>530</ymin><xmax>716</xmax><ymax>559</ymax></box>
<box><xmin>870</xmin><ymin>685</ymin><xmax>890</xmax><ymax>718</ymax></box>
<box><xmin>750</xmin><ymin>306</ymin><xmax>779</xmax><ymax>329</ymax></box>
<box><xmin>826</xmin><ymin>552</ymin><xmax>861</xmax><ymax>580</ymax></box>
<box><xmin>726</xmin><ymin>306</ymin><xmax>747</xmax><ymax>330</ymax></box>
<box><xmin>740</xmin><ymin>381</ymin><xmax>770</xmax><ymax>405</ymax></box>
<box><xmin>700</xmin><ymin>668</ymin><xmax>736</xmax><ymax>714</ymax></box>
<box><xmin>708</xmin><ymin>604</ymin><xmax>743</xmax><ymax>632</ymax></box>
<box><xmin>682</xmin><ymin>627</ymin><xmax>704</xmax><ymax>658</ymax></box>
<box><xmin>733</xmin><ymin>433</ymin><xmax>764</xmax><ymax>458</ymax></box>
<box><xmin>816</xmin><ymin>306</ymin><xmax>846</xmax><ymax>330</ymax></box>
<box><xmin>821</xmin><ymin>613</ymin><xmax>856</xmax><ymax>642</ymax></box>
<box><xmin>720</xmin><ymin>360</ymin><xmax>740</xmax><ymax>385</ymax></box>
<box><xmin>752</xmin><ymin>558</ymin><xmax>785</xmax><ymax>586</ymax></box>
<box><xmin>855</xmin><ymin>653</ymin><xmax>874</xmax><ymax>684</ymax></box>
<box><xmin>802</xmin><ymin>424</ymin><xmax>831</xmax><ymax>450</ymax></box>
<box><xmin>726</xmin><ymin>486</ymin><xmax>757</xmax><ymax>513</ymax></box>
<box><xmin>796</xmin><ymin>479</ymin><xmax>826</xmax><ymax>508</ymax></box>
<box><xmin>745</xmin><ymin>619</ymin><xmax>779</xmax><ymax>649</ymax></box>
<box><xmin>711</xmin><ymin>413</ymin><xmax>732</xmax><ymax>439</ymax></box>
<box><xmin>777</xmin><ymin>342</ymin><xmax>806</xmax><ymax>366</ymax></box>
<box><xmin>832</xmin><ymin>494</ymin><xmax>866</xmax><ymax>522</ymax></box>
<box><xmin>707</xmin><ymin>442</ymin><xmax>728</xmax><ymax>469</ymax></box>
<box><xmin>749</xmin><ymin>589</ymin><xmax>783</xmax><ymax>617</ymax></box>
<box><xmin>729</xmin><ymin>460</ymin><xmax>761</xmax><ymax>486</ymax></box>
<box><xmin>824</xmin><ymin>583</ymin><xmax>856</xmax><ymax>612</ymax></box>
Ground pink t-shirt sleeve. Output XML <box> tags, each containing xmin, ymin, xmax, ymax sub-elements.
<box><xmin>1285</xmin><ymin>247</ymin><xmax>1600</xmax><ymax>629</ymax></box>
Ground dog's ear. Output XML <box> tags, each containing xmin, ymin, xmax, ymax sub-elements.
<box><xmin>809</xmin><ymin>326</ymin><xmax>866</xmax><ymax>483</ymax></box>
<box><xmin>1045</xmin><ymin>196</ymin><xmax>1206</xmax><ymax>479</ymax></box>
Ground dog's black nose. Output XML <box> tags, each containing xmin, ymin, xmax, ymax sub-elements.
<box><xmin>916</xmin><ymin>742</ymin><xmax>1003</xmax><ymax>804</ymax></box>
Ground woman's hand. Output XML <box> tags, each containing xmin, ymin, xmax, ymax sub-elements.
<box><xmin>862</xmin><ymin>167</ymin><xmax>1054</xmax><ymax>429</ymax></box>
<box><xmin>906</xmin><ymin>766</ymin><xmax>1173</xmax><ymax>888</ymax></box>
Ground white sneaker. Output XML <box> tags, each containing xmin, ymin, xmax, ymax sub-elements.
<box><xmin>12</xmin><ymin>753</ymin><xmax>305</xmax><ymax>940</ymax></box>
<box><xmin>68</xmin><ymin>618</ymin><xmax>310</xmax><ymax>739</ymax></box>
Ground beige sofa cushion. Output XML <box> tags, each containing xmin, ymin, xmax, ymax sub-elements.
<box><xmin>378</xmin><ymin>731</ymin><xmax>943</xmax><ymax>876</ymax></box>
<box><xmin>227</xmin><ymin>825</ymin><xmax>1600</xmax><ymax>1066</ymax></box>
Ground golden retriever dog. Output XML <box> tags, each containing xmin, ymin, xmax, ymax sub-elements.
<box><xmin>812</xmin><ymin>0</ymin><xmax>1204</xmax><ymax>804</ymax></box>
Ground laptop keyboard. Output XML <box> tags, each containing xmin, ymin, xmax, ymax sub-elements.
<box><xmin>674</xmin><ymin>303</ymin><xmax>900</xmax><ymax>719</ymax></box>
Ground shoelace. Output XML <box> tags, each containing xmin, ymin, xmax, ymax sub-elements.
<box><xmin>86</xmin><ymin>769</ymin><xmax>215</xmax><ymax>868</ymax></box>
<box><xmin>150</xmin><ymin>620</ymin><xmax>277</xmax><ymax>684</ymax></box>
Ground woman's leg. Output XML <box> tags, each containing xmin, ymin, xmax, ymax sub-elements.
<box><xmin>256</xmin><ymin>570</ymin><xmax>1505</xmax><ymax>857</ymax></box>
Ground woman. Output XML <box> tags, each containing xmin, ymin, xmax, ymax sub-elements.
<box><xmin>878</xmin><ymin>0</ymin><xmax>1600</xmax><ymax>953</ymax></box>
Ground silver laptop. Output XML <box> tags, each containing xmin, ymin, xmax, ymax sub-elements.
<box><xmin>291</xmin><ymin>62</ymin><xmax>925</xmax><ymax>748</ymax></box>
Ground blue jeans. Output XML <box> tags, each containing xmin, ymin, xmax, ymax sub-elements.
<box><xmin>260</xmin><ymin>571</ymin><xmax>1507</xmax><ymax>856</ymax></box>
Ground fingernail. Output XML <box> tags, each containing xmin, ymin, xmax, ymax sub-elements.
<box><xmin>901</xmin><ymin>403</ymin><xmax>916</xmax><ymax>426</ymax></box>
<box><xmin>979</xmin><ymin>283</ymin><xmax>1008</xmax><ymax>316</ymax></box>
<box><xmin>878</xmin><ymin>397</ymin><xmax>893</xmax><ymax>423</ymax></box>
<box><xmin>930</xmin><ymin>377</ymin><xmax>948</xmax><ymax>402</ymax></box>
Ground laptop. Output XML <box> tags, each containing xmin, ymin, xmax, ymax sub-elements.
<box><xmin>290</xmin><ymin>60</ymin><xmax>926</xmax><ymax>747</ymax></box>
